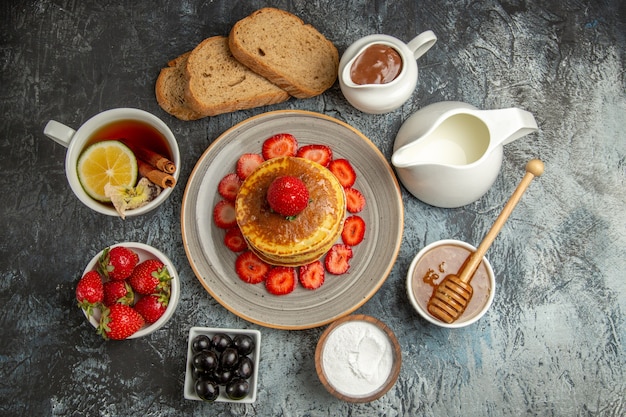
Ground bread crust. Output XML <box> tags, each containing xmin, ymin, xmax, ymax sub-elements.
<box><xmin>155</xmin><ymin>51</ymin><xmax>204</xmax><ymax>121</ymax></box>
<box><xmin>229</xmin><ymin>8</ymin><xmax>339</xmax><ymax>99</ymax></box>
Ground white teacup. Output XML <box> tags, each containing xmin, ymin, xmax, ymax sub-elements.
<box><xmin>44</xmin><ymin>108</ymin><xmax>180</xmax><ymax>217</ymax></box>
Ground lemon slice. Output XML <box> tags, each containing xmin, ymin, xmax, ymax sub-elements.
<box><xmin>77</xmin><ymin>140</ymin><xmax>138</xmax><ymax>202</ymax></box>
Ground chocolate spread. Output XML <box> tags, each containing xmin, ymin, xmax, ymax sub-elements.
<box><xmin>350</xmin><ymin>44</ymin><xmax>403</xmax><ymax>85</ymax></box>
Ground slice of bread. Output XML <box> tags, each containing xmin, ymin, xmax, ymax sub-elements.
<box><xmin>184</xmin><ymin>36</ymin><xmax>290</xmax><ymax>117</ymax></box>
<box><xmin>229</xmin><ymin>8</ymin><xmax>339</xmax><ymax>99</ymax></box>
<box><xmin>155</xmin><ymin>52</ymin><xmax>204</xmax><ymax>121</ymax></box>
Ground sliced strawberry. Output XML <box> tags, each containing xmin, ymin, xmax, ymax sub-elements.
<box><xmin>236</xmin><ymin>153</ymin><xmax>264</xmax><ymax>180</ymax></box>
<box><xmin>328</xmin><ymin>158</ymin><xmax>357</xmax><ymax>188</ymax></box>
<box><xmin>344</xmin><ymin>187</ymin><xmax>365</xmax><ymax>213</ymax></box>
<box><xmin>296</xmin><ymin>144</ymin><xmax>333</xmax><ymax>167</ymax></box>
<box><xmin>224</xmin><ymin>227</ymin><xmax>247</xmax><ymax>252</ymax></box>
<box><xmin>298</xmin><ymin>260</ymin><xmax>325</xmax><ymax>290</ymax></box>
<box><xmin>262</xmin><ymin>133</ymin><xmax>298</xmax><ymax>160</ymax></box>
<box><xmin>235</xmin><ymin>251</ymin><xmax>270</xmax><ymax>284</ymax></box>
<box><xmin>324</xmin><ymin>244</ymin><xmax>353</xmax><ymax>275</ymax></box>
<box><xmin>213</xmin><ymin>200</ymin><xmax>237</xmax><ymax>229</ymax></box>
<box><xmin>341</xmin><ymin>215</ymin><xmax>366</xmax><ymax>246</ymax></box>
<box><xmin>265</xmin><ymin>267</ymin><xmax>296</xmax><ymax>295</ymax></box>
<box><xmin>218</xmin><ymin>173</ymin><xmax>241</xmax><ymax>201</ymax></box>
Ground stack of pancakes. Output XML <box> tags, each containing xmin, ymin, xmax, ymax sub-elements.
<box><xmin>235</xmin><ymin>157</ymin><xmax>346</xmax><ymax>266</ymax></box>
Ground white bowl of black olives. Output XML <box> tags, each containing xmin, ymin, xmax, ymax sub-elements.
<box><xmin>184</xmin><ymin>327</ymin><xmax>261</xmax><ymax>403</ymax></box>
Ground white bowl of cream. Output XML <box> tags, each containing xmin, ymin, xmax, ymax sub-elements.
<box><xmin>315</xmin><ymin>314</ymin><xmax>401</xmax><ymax>402</ymax></box>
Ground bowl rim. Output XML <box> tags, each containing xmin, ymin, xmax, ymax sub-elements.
<box><xmin>81</xmin><ymin>241</ymin><xmax>180</xmax><ymax>338</ymax></box>
<box><xmin>315</xmin><ymin>314</ymin><xmax>402</xmax><ymax>403</ymax></box>
<box><xmin>183</xmin><ymin>326</ymin><xmax>261</xmax><ymax>403</ymax></box>
<box><xmin>406</xmin><ymin>239</ymin><xmax>496</xmax><ymax>328</ymax></box>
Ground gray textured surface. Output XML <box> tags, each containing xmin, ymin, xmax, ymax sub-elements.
<box><xmin>1</xmin><ymin>0</ymin><xmax>624</xmax><ymax>416</ymax></box>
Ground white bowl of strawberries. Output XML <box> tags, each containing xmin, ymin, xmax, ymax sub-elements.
<box><xmin>75</xmin><ymin>242</ymin><xmax>180</xmax><ymax>339</ymax></box>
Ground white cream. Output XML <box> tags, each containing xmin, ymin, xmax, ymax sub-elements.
<box><xmin>322</xmin><ymin>320</ymin><xmax>394</xmax><ymax>397</ymax></box>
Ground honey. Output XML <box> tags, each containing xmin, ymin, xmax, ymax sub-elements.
<box><xmin>411</xmin><ymin>243</ymin><xmax>492</xmax><ymax>321</ymax></box>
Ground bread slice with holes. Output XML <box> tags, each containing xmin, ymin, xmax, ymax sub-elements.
<box><xmin>183</xmin><ymin>36</ymin><xmax>290</xmax><ymax>117</ymax></box>
<box><xmin>155</xmin><ymin>52</ymin><xmax>204</xmax><ymax>121</ymax></box>
<box><xmin>229</xmin><ymin>8</ymin><xmax>339</xmax><ymax>99</ymax></box>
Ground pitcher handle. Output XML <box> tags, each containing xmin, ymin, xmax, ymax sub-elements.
<box><xmin>484</xmin><ymin>108</ymin><xmax>539</xmax><ymax>147</ymax></box>
<box><xmin>44</xmin><ymin>120</ymin><xmax>76</xmax><ymax>148</ymax></box>
<box><xmin>407</xmin><ymin>30</ymin><xmax>437</xmax><ymax>60</ymax></box>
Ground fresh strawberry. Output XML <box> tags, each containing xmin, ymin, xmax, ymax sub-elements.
<box><xmin>236</xmin><ymin>153</ymin><xmax>264</xmax><ymax>180</ymax></box>
<box><xmin>98</xmin><ymin>304</ymin><xmax>144</xmax><ymax>340</ymax></box>
<box><xmin>328</xmin><ymin>158</ymin><xmax>357</xmax><ymax>188</ymax></box>
<box><xmin>98</xmin><ymin>246</ymin><xmax>139</xmax><ymax>281</ymax></box>
<box><xmin>324</xmin><ymin>244</ymin><xmax>353</xmax><ymax>275</ymax></box>
<box><xmin>235</xmin><ymin>251</ymin><xmax>270</xmax><ymax>284</ymax></box>
<box><xmin>103</xmin><ymin>280</ymin><xmax>134</xmax><ymax>306</ymax></box>
<box><xmin>128</xmin><ymin>259</ymin><xmax>171</xmax><ymax>295</ymax></box>
<box><xmin>134</xmin><ymin>294</ymin><xmax>168</xmax><ymax>324</ymax></box>
<box><xmin>213</xmin><ymin>200</ymin><xmax>237</xmax><ymax>229</ymax></box>
<box><xmin>341</xmin><ymin>215</ymin><xmax>366</xmax><ymax>246</ymax></box>
<box><xmin>296</xmin><ymin>144</ymin><xmax>333</xmax><ymax>167</ymax></box>
<box><xmin>266</xmin><ymin>176</ymin><xmax>310</xmax><ymax>217</ymax></box>
<box><xmin>298</xmin><ymin>260</ymin><xmax>325</xmax><ymax>290</ymax></box>
<box><xmin>344</xmin><ymin>187</ymin><xmax>366</xmax><ymax>213</ymax></box>
<box><xmin>76</xmin><ymin>270</ymin><xmax>104</xmax><ymax>315</ymax></box>
<box><xmin>217</xmin><ymin>173</ymin><xmax>241</xmax><ymax>201</ymax></box>
<box><xmin>265</xmin><ymin>267</ymin><xmax>296</xmax><ymax>295</ymax></box>
<box><xmin>224</xmin><ymin>227</ymin><xmax>247</xmax><ymax>252</ymax></box>
<box><xmin>262</xmin><ymin>133</ymin><xmax>298</xmax><ymax>160</ymax></box>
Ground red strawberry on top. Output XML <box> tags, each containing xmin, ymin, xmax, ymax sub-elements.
<box><xmin>98</xmin><ymin>246</ymin><xmax>139</xmax><ymax>281</ymax></box>
<box><xmin>328</xmin><ymin>159</ymin><xmax>357</xmax><ymax>188</ymax></box>
<box><xmin>235</xmin><ymin>251</ymin><xmax>270</xmax><ymax>284</ymax></box>
<box><xmin>265</xmin><ymin>267</ymin><xmax>296</xmax><ymax>295</ymax></box>
<box><xmin>128</xmin><ymin>259</ymin><xmax>171</xmax><ymax>295</ymax></box>
<box><xmin>76</xmin><ymin>270</ymin><xmax>104</xmax><ymax>315</ymax></box>
<box><xmin>236</xmin><ymin>153</ymin><xmax>264</xmax><ymax>180</ymax></box>
<box><xmin>325</xmin><ymin>244</ymin><xmax>353</xmax><ymax>275</ymax></box>
<box><xmin>213</xmin><ymin>200</ymin><xmax>237</xmax><ymax>229</ymax></box>
<box><xmin>298</xmin><ymin>260</ymin><xmax>325</xmax><ymax>290</ymax></box>
<box><xmin>103</xmin><ymin>280</ymin><xmax>134</xmax><ymax>307</ymax></box>
<box><xmin>296</xmin><ymin>144</ymin><xmax>333</xmax><ymax>167</ymax></box>
<box><xmin>98</xmin><ymin>304</ymin><xmax>144</xmax><ymax>340</ymax></box>
<box><xmin>218</xmin><ymin>173</ymin><xmax>241</xmax><ymax>201</ymax></box>
<box><xmin>267</xmin><ymin>176</ymin><xmax>310</xmax><ymax>217</ymax></box>
<box><xmin>134</xmin><ymin>294</ymin><xmax>168</xmax><ymax>324</ymax></box>
<box><xmin>344</xmin><ymin>187</ymin><xmax>365</xmax><ymax>213</ymax></box>
<box><xmin>262</xmin><ymin>133</ymin><xmax>298</xmax><ymax>160</ymax></box>
<box><xmin>341</xmin><ymin>215</ymin><xmax>366</xmax><ymax>246</ymax></box>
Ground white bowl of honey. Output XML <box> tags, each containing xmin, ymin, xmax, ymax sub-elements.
<box><xmin>406</xmin><ymin>239</ymin><xmax>496</xmax><ymax>328</ymax></box>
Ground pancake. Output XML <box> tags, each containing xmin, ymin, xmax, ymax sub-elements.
<box><xmin>235</xmin><ymin>156</ymin><xmax>346</xmax><ymax>266</ymax></box>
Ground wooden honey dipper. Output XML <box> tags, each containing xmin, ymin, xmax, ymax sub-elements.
<box><xmin>427</xmin><ymin>159</ymin><xmax>544</xmax><ymax>324</ymax></box>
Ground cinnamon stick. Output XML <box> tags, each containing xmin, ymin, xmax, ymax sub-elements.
<box><xmin>138</xmin><ymin>159</ymin><xmax>176</xmax><ymax>188</ymax></box>
<box><xmin>120</xmin><ymin>139</ymin><xmax>176</xmax><ymax>174</ymax></box>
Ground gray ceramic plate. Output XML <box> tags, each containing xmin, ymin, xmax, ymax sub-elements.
<box><xmin>181</xmin><ymin>110</ymin><xmax>403</xmax><ymax>330</ymax></box>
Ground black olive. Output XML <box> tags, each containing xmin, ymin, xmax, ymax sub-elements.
<box><xmin>191</xmin><ymin>334</ymin><xmax>212</xmax><ymax>352</ymax></box>
<box><xmin>226</xmin><ymin>378</ymin><xmax>250</xmax><ymax>400</ymax></box>
<box><xmin>192</xmin><ymin>350</ymin><xmax>218</xmax><ymax>373</ymax></box>
<box><xmin>212</xmin><ymin>367</ymin><xmax>234</xmax><ymax>385</ymax></box>
<box><xmin>195</xmin><ymin>377</ymin><xmax>219</xmax><ymax>402</ymax></box>
<box><xmin>234</xmin><ymin>356</ymin><xmax>254</xmax><ymax>379</ymax></box>
<box><xmin>219</xmin><ymin>347</ymin><xmax>239</xmax><ymax>370</ymax></box>
<box><xmin>232</xmin><ymin>334</ymin><xmax>255</xmax><ymax>355</ymax></box>
<box><xmin>211</xmin><ymin>333</ymin><xmax>233</xmax><ymax>352</ymax></box>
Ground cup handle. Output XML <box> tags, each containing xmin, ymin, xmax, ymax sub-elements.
<box><xmin>407</xmin><ymin>30</ymin><xmax>437</xmax><ymax>60</ymax></box>
<box><xmin>44</xmin><ymin>120</ymin><xmax>76</xmax><ymax>148</ymax></box>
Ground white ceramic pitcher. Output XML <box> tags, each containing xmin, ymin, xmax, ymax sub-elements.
<box><xmin>391</xmin><ymin>101</ymin><xmax>538</xmax><ymax>207</ymax></box>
